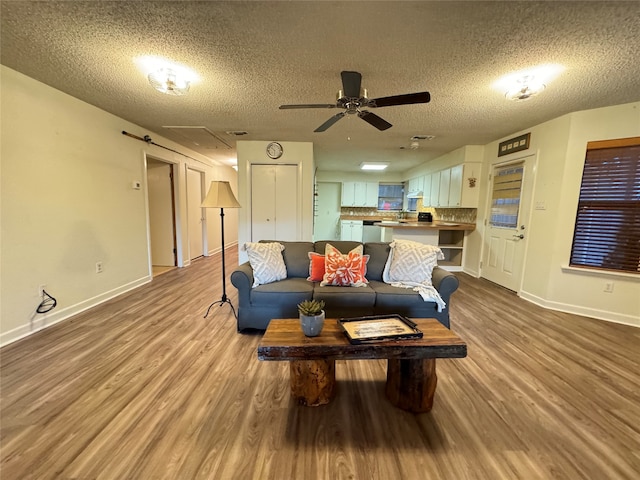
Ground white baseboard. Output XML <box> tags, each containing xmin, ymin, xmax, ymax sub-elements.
<box><xmin>1</xmin><ymin>275</ymin><xmax>151</xmax><ymax>347</ymax></box>
<box><xmin>463</xmin><ymin>267</ymin><xmax>480</xmax><ymax>278</ymax></box>
<box><xmin>519</xmin><ymin>290</ymin><xmax>640</xmax><ymax>328</ymax></box>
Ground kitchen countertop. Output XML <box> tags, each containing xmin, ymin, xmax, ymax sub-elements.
<box><xmin>374</xmin><ymin>221</ymin><xmax>476</xmax><ymax>231</ymax></box>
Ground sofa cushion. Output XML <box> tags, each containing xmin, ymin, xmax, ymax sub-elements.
<box><xmin>250</xmin><ymin>278</ymin><xmax>313</xmax><ymax>306</ymax></box>
<box><xmin>245</xmin><ymin>242</ymin><xmax>287</xmax><ymax>287</ymax></box>
<box><xmin>320</xmin><ymin>243</ymin><xmax>369</xmax><ymax>287</ymax></box>
<box><xmin>261</xmin><ymin>240</ymin><xmax>314</xmax><ymax>278</ymax></box>
<box><xmin>313</xmin><ymin>284</ymin><xmax>376</xmax><ymax>309</ymax></box>
<box><xmin>363</xmin><ymin>242</ymin><xmax>391</xmax><ymax>282</ymax></box>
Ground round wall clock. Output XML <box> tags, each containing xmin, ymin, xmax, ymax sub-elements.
<box><xmin>266</xmin><ymin>142</ymin><xmax>283</xmax><ymax>159</ymax></box>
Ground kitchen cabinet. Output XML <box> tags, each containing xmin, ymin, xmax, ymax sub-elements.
<box><xmin>422</xmin><ymin>173</ymin><xmax>432</xmax><ymax>203</ymax></box>
<box><xmin>422</xmin><ymin>163</ymin><xmax>480</xmax><ymax>208</ymax></box>
<box><xmin>407</xmin><ymin>176</ymin><xmax>424</xmax><ymax>197</ymax></box>
<box><xmin>447</xmin><ymin>164</ymin><xmax>463</xmax><ymax>207</ymax></box>
<box><xmin>429</xmin><ymin>171</ymin><xmax>440</xmax><ymax>207</ymax></box>
<box><xmin>340</xmin><ymin>220</ymin><xmax>363</xmax><ymax>241</ymax></box>
<box><xmin>341</xmin><ymin>181</ymin><xmax>378</xmax><ymax>207</ymax></box>
<box><xmin>439</xmin><ymin>168</ymin><xmax>451</xmax><ymax>206</ymax></box>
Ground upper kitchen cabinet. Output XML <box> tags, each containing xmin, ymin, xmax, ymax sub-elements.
<box><xmin>341</xmin><ymin>181</ymin><xmax>379</xmax><ymax>207</ymax></box>
<box><xmin>423</xmin><ymin>163</ymin><xmax>481</xmax><ymax>208</ymax></box>
<box><xmin>407</xmin><ymin>176</ymin><xmax>424</xmax><ymax>197</ymax></box>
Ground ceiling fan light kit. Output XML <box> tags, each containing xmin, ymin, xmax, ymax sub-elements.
<box><xmin>280</xmin><ymin>71</ymin><xmax>431</xmax><ymax>132</ymax></box>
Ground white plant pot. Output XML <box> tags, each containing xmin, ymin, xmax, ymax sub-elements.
<box><xmin>299</xmin><ymin>311</ymin><xmax>325</xmax><ymax>337</ymax></box>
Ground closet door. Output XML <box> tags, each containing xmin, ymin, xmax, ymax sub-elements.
<box><xmin>251</xmin><ymin>164</ymin><xmax>298</xmax><ymax>241</ymax></box>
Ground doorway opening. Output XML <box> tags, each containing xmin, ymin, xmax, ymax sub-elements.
<box><xmin>146</xmin><ymin>157</ymin><xmax>179</xmax><ymax>277</ymax></box>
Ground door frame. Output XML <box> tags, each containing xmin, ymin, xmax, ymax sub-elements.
<box><xmin>479</xmin><ymin>152</ymin><xmax>538</xmax><ymax>293</ymax></box>
<box><xmin>186</xmin><ymin>165</ymin><xmax>208</xmax><ymax>261</ymax></box>
<box><xmin>144</xmin><ymin>153</ymin><xmax>184</xmax><ymax>274</ymax></box>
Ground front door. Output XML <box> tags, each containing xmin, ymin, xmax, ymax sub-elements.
<box><xmin>481</xmin><ymin>155</ymin><xmax>534</xmax><ymax>291</ymax></box>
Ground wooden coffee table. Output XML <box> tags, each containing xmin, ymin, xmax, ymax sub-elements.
<box><xmin>257</xmin><ymin>318</ymin><xmax>467</xmax><ymax>413</ymax></box>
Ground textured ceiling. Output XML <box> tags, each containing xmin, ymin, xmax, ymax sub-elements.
<box><xmin>2</xmin><ymin>1</ymin><xmax>640</xmax><ymax>173</ymax></box>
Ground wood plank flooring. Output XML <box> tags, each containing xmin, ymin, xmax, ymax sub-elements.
<box><xmin>1</xmin><ymin>246</ymin><xmax>639</xmax><ymax>479</ymax></box>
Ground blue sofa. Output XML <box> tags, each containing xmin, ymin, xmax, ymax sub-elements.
<box><xmin>230</xmin><ymin>240</ymin><xmax>459</xmax><ymax>332</ymax></box>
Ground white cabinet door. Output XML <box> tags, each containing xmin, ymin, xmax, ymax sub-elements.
<box><xmin>353</xmin><ymin>182</ymin><xmax>367</xmax><ymax>206</ymax></box>
<box><xmin>340</xmin><ymin>220</ymin><xmax>363</xmax><ymax>241</ymax></box>
<box><xmin>448</xmin><ymin>164</ymin><xmax>463</xmax><ymax>207</ymax></box>
<box><xmin>430</xmin><ymin>171</ymin><xmax>440</xmax><ymax>207</ymax></box>
<box><xmin>365</xmin><ymin>182</ymin><xmax>379</xmax><ymax>207</ymax></box>
<box><xmin>340</xmin><ymin>220</ymin><xmax>350</xmax><ymax>240</ymax></box>
<box><xmin>341</xmin><ymin>182</ymin><xmax>355</xmax><ymax>206</ymax></box>
<box><xmin>351</xmin><ymin>222</ymin><xmax>363</xmax><ymax>241</ymax></box>
<box><xmin>422</xmin><ymin>174</ymin><xmax>432</xmax><ymax>205</ymax></box>
<box><xmin>439</xmin><ymin>168</ymin><xmax>451</xmax><ymax>207</ymax></box>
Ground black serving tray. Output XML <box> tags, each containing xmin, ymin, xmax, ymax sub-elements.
<box><xmin>337</xmin><ymin>314</ymin><xmax>423</xmax><ymax>344</ymax></box>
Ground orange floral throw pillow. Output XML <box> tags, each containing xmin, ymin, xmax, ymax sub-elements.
<box><xmin>320</xmin><ymin>243</ymin><xmax>369</xmax><ymax>287</ymax></box>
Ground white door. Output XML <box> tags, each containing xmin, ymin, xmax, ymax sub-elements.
<box><xmin>251</xmin><ymin>164</ymin><xmax>298</xmax><ymax>241</ymax></box>
<box><xmin>147</xmin><ymin>160</ymin><xmax>176</xmax><ymax>266</ymax></box>
<box><xmin>315</xmin><ymin>182</ymin><xmax>341</xmax><ymax>241</ymax></box>
<box><xmin>187</xmin><ymin>168</ymin><xmax>205</xmax><ymax>260</ymax></box>
<box><xmin>481</xmin><ymin>156</ymin><xmax>534</xmax><ymax>291</ymax></box>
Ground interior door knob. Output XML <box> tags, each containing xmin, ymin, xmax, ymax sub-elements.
<box><xmin>513</xmin><ymin>234</ymin><xmax>524</xmax><ymax>239</ymax></box>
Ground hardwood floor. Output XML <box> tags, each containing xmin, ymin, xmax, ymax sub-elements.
<box><xmin>1</xmin><ymin>246</ymin><xmax>639</xmax><ymax>479</ymax></box>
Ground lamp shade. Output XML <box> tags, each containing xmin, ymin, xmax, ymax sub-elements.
<box><xmin>201</xmin><ymin>181</ymin><xmax>241</xmax><ymax>208</ymax></box>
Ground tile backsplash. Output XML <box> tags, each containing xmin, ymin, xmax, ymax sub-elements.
<box><xmin>339</xmin><ymin>206</ymin><xmax>477</xmax><ymax>224</ymax></box>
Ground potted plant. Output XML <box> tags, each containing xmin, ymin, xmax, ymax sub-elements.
<box><xmin>297</xmin><ymin>299</ymin><xmax>326</xmax><ymax>337</ymax></box>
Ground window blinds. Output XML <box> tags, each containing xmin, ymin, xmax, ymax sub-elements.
<box><xmin>569</xmin><ymin>139</ymin><xmax>640</xmax><ymax>273</ymax></box>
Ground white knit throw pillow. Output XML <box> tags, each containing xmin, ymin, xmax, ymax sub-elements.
<box><xmin>244</xmin><ymin>242</ymin><xmax>287</xmax><ymax>287</ymax></box>
<box><xmin>382</xmin><ymin>239</ymin><xmax>444</xmax><ymax>285</ymax></box>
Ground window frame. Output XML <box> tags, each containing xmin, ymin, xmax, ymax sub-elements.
<box><xmin>569</xmin><ymin>137</ymin><xmax>640</xmax><ymax>274</ymax></box>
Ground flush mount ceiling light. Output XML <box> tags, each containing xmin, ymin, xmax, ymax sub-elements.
<box><xmin>505</xmin><ymin>75</ymin><xmax>545</xmax><ymax>101</ymax></box>
<box><xmin>360</xmin><ymin>162</ymin><xmax>388</xmax><ymax>171</ymax></box>
<box><xmin>148</xmin><ymin>68</ymin><xmax>190</xmax><ymax>96</ymax></box>
<box><xmin>494</xmin><ymin>64</ymin><xmax>564</xmax><ymax>101</ymax></box>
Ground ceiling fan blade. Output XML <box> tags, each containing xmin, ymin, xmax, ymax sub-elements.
<box><xmin>341</xmin><ymin>71</ymin><xmax>362</xmax><ymax>98</ymax></box>
<box><xmin>279</xmin><ymin>104</ymin><xmax>337</xmax><ymax>109</ymax></box>
<box><xmin>314</xmin><ymin>112</ymin><xmax>346</xmax><ymax>132</ymax></box>
<box><xmin>358</xmin><ymin>111</ymin><xmax>392</xmax><ymax>131</ymax></box>
<box><xmin>368</xmin><ymin>91</ymin><xmax>431</xmax><ymax>108</ymax></box>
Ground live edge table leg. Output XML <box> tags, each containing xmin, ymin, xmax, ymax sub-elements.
<box><xmin>290</xmin><ymin>359</ymin><xmax>336</xmax><ymax>406</ymax></box>
<box><xmin>385</xmin><ymin>358</ymin><xmax>437</xmax><ymax>413</ymax></box>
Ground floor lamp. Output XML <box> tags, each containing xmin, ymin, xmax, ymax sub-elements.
<box><xmin>201</xmin><ymin>181</ymin><xmax>241</xmax><ymax>318</ymax></box>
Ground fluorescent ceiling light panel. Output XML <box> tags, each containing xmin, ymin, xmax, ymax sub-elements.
<box><xmin>360</xmin><ymin>162</ymin><xmax>388</xmax><ymax>171</ymax></box>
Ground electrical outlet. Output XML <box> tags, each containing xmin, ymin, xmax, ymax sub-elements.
<box><xmin>96</xmin><ymin>261</ymin><xmax>103</xmax><ymax>274</ymax></box>
<box><xmin>38</xmin><ymin>284</ymin><xmax>46</xmax><ymax>297</ymax></box>
<box><xmin>604</xmin><ymin>282</ymin><xmax>614</xmax><ymax>293</ymax></box>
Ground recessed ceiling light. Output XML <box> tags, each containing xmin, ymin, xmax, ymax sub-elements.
<box><xmin>360</xmin><ymin>162</ymin><xmax>388</xmax><ymax>171</ymax></box>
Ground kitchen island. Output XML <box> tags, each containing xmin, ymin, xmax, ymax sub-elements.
<box><xmin>374</xmin><ymin>221</ymin><xmax>476</xmax><ymax>271</ymax></box>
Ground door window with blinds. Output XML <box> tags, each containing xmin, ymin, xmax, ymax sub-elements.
<box><xmin>570</xmin><ymin>137</ymin><xmax>640</xmax><ymax>273</ymax></box>
<box><xmin>490</xmin><ymin>163</ymin><xmax>524</xmax><ymax>228</ymax></box>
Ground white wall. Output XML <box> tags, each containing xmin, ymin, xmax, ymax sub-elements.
<box><xmin>0</xmin><ymin>66</ymin><xmax>238</xmax><ymax>345</ymax></box>
<box><xmin>236</xmin><ymin>140</ymin><xmax>314</xmax><ymax>263</ymax></box>
<box><xmin>475</xmin><ymin>102</ymin><xmax>640</xmax><ymax>327</ymax></box>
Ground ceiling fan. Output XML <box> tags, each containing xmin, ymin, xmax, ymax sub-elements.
<box><xmin>279</xmin><ymin>71</ymin><xmax>430</xmax><ymax>132</ymax></box>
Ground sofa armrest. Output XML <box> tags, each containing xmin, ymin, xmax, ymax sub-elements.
<box><xmin>432</xmin><ymin>266</ymin><xmax>459</xmax><ymax>304</ymax></box>
<box><xmin>231</xmin><ymin>262</ymin><xmax>254</xmax><ymax>305</ymax></box>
